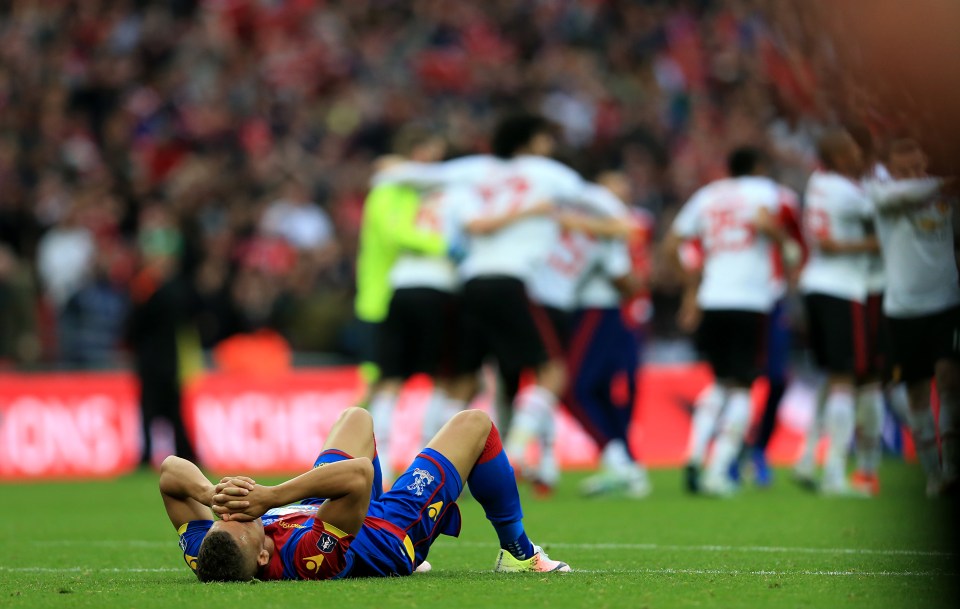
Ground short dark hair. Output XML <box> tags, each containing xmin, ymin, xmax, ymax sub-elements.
<box><xmin>727</xmin><ymin>146</ymin><xmax>767</xmax><ymax>177</ymax></box>
<box><xmin>491</xmin><ymin>113</ymin><xmax>552</xmax><ymax>159</ymax></box>
<box><xmin>195</xmin><ymin>531</ymin><xmax>254</xmax><ymax>583</ymax></box>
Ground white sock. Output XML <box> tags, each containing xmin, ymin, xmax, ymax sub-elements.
<box><xmin>823</xmin><ymin>387</ymin><xmax>855</xmax><ymax>486</ymax></box>
<box><xmin>855</xmin><ymin>385</ymin><xmax>883</xmax><ymax>475</ymax></box>
<box><xmin>420</xmin><ymin>388</ymin><xmax>450</xmax><ymax>441</ymax></box>
<box><xmin>938</xmin><ymin>390</ymin><xmax>960</xmax><ymax>481</ymax></box>
<box><xmin>686</xmin><ymin>383</ymin><xmax>726</xmax><ymax>466</ymax></box>
<box><xmin>505</xmin><ymin>385</ymin><xmax>557</xmax><ymax>466</ymax></box>
<box><xmin>704</xmin><ymin>389</ymin><xmax>751</xmax><ymax>485</ymax></box>
<box><xmin>369</xmin><ymin>391</ymin><xmax>398</xmax><ymax>479</ymax></box>
<box><xmin>602</xmin><ymin>439</ymin><xmax>634</xmax><ymax>476</ymax></box>
<box><xmin>796</xmin><ymin>380</ymin><xmax>828</xmax><ymax>474</ymax></box>
<box><xmin>906</xmin><ymin>407</ymin><xmax>941</xmax><ymax>481</ymax></box>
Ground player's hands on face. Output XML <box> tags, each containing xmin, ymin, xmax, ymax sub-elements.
<box><xmin>212</xmin><ymin>481</ymin><xmax>275</xmax><ymax>522</ymax></box>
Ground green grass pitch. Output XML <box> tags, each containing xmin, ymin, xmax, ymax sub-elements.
<box><xmin>2</xmin><ymin>462</ymin><xmax>957</xmax><ymax>609</ymax></box>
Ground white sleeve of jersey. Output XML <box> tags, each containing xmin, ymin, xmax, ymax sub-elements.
<box><xmin>601</xmin><ymin>239</ymin><xmax>632</xmax><ymax>279</ymax></box>
<box><xmin>372</xmin><ymin>156</ymin><xmax>491</xmax><ymax>189</ymax></box>
<box><xmin>672</xmin><ymin>189</ymin><xmax>704</xmax><ymax>238</ymax></box>
<box><xmin>456</xmin><ymin>185</ymin><xmax>487</xmax><ymax>225</ymax></box>
<box><xmin>444</xmin><ymin>186</ymin><xmax>482</xmax><ymax>242</ymax></box>
<box><xmin>372</xmin><ymin>161</ymin><xmax>446</xmax><ymax>188</ymax></box>
<box><xmin>579</xmin><ymin>184</ymin><xmax>630</xmax><ymax>218</ymax></box>
<box><xmin>535</xmin><ymin>158</ymin><xmax>587</xmax><ymax>203</ymax></box>
<box><xmin>865</xmin><ymin>177</ymin><xmax>943</xmax><ymax>212</ymax></box>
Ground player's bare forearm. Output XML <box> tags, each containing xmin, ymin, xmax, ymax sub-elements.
<box><xmin>466</xmin><ymin>201</ymin><xmax>552</xmax><ymax>235</ymax></box>
<box><xmin>818</xmin><ymin>236</ymin><xmax>879</xmax><ymax>255</ymax></box>
<box><xmin>159</xmin><ymin>456</ymin><xmax>218</xmax><ymax>529</ymax></box>
<box><xmin>159</xmin><ymin>456</ymin><xmax>215</xmax><ymax>505</ymax></box>
<box><xmin>559</xmin><ymin>213</ymin><xmax>632</xmax><ymax>238</ymax></box>
<box><xmin>612</xmin><ymin>273</ymin><xmax>646</xmax><ymax>298</ymax></box>
<box><xmin>214</xmin><ymin>458</ymin><xmax>374</xmax><ymax>522</ymax></box>
<box><xmin>754</xmin><ymin>208</ymin><xmax>786</xmax><ymax>244</ymax></box>
<box><xmin>272</xmin><ymin>458</ymin><xmax>374</xmax><ymax>506</ymax></box>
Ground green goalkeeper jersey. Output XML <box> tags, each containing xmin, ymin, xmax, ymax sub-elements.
<box><xmin>355</xmin><ymin>182</ymin><xmax>447</xmax><ymax>322</ymax></box>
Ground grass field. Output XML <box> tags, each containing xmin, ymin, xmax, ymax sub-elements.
<box><xmin>2</xmin><ymin>462</ymin><xmax>957</xmax><ymax>609</ymax></box>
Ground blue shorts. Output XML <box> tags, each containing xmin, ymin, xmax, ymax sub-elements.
<box><xmin>342</xmin><ymin>448</ymin><xmax>463</xmax><ymax>577</ymax></box>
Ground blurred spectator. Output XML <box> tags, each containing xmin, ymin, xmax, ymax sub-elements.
<box><xmin>0</xmin><ymin>0</ymin><xmax>837</xmax><ymax>367</ymax></box>
<box><xmin>125</xmin><ymin>205</ymin><xmax>196</xmax><ymax>465</ymax></box>
<box><xmin>0</xmin><ymin>244</ymin><xmax>40</xmax><ymax>367</ymax></box>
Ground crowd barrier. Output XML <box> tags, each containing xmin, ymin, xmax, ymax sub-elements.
<box><xmin>0</xmin><ymin>365</ymin><xmax>888</xmax><ymax>480</ymax></box>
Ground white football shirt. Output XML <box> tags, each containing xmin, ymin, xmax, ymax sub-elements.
<box><xmin>799</xmin><ymin>171</ymin><xmax>875</xmax><ymax>303</ymax></box>
<box><xmin>529</xmin><ymin>184</ymin><xmax>631</xmax><ymax>310</ymax></box>
<box><xmin>865</xmin><ymin>176</ymin><xmax>959</xmax><ymax>317</ymax></box>
<box><xmin>672</xmin><ymin>176</ymin><xmax>781</xmax><ymax>312</ymax></box>
<box><xmin>576</xmin><ymin>238</ymin><xmax>633</xmax><ymax>309</ymax></box>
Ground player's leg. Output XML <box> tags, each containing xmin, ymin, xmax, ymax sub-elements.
<box><xmin>475</xmin><ymin>279</ymin><xmax>560</xmax><ymax>475</ymax></box>
<box><xmin>888</xmin><ymin>313</ymin><xmax>943</xmax><ymax>495</ymax></box>
<box><xmin>685</xmin><ymin>310</ymin><xmax>728</xmax><ymax>493</ymax></box>
<box><xmin>426</xmin><ymin>410</ymin><xmax>570</xmax><ymax>571</ymax></box>
<box><xmin>415</xmin><ymin>289</ymin><xmax>459</xmax><ymax>440</ymax></box>
<box><xmin>852</xmin><ymin>293</ymin><xmax>885</xmax><ymax>495</ymax></box>
<box><xmin>793</xmin><ymin>376</ymin><xmax>826</xmax><ymax>488</ymax></box>
<box><xmin>746</xmin><ymin>298</ymin><xmax>791</xmax><ymax>487</ymax></box>
<box><xmin>933</xmin><ymin>306</ymin><xmax>960</xmax><ymax>491</ymax></box>
<box><xmin>936</xmin><ymin>358</ymin><xmax>960</xmax><ymax>491</ymax></box>
<box><xmin>567</xmin><ymin>310</ymin><xmax>619</xmax><ymax>493</ymax></box>
<box><xmin>312</xmin><ymin>407</ymin><xmax>383</xmax><ymax>501</ymax></box>
<box><xmin>702</xmin><ymin>311</ymin><xmax>766</xmax><ymax>496</ymax></box>
<box><xmin>852</xmin><ymin>381</ymin><xmax>883</xmax><ymax>495</ymax></box>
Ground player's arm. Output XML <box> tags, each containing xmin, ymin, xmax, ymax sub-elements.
<box><xmin>214</xmin><ymin>458</ymin><xmax>373</xmax><ymax>535</ymax></box>
<box><xmin>464</xmin><ymin>200</ymin><xmax>553</xmax><ymax>235</ymax></box>
<box><xmin>159</xmin><ymin>456</ymin><xmax>219</xmax><ymax>530</ymax></box>
<box><xmin>559</xmin><ymin>212</ymin><xmax>633</xmax><ymax>239</ymax></box>
<box><xmin>389</xmin><ymin>194</ymin><xmax>447</xmax><ymax>255</ymax></box>
<box><xmin>611</xmin><ymin>273</ymin><xmax>646</xmax><ymax>298</ymax></box>
<box><xmin>866</xmin><ymin>177</ymin><xmax>946</xmax><ymax>214</ymax></box>
<box><xmin>753</xmin><ymin>206</ymin><xmax>787</xmax><ymax>244</ymax></box>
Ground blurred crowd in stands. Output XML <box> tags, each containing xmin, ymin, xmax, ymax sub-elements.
<box><xmin>0</xmin><ymin>0</ymin><xmax>833</xmax><ymax>369</ymax></box>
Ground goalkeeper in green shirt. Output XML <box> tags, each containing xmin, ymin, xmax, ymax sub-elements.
<box><xmin>354</xmin><ymin>126</ymin><xmax>448</xmax><ymax>402</ymax></box>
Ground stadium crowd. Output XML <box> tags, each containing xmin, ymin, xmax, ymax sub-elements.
<box><xmin>0</xmin><ymin>0</ymin><xmax>830</xmax><ymax>369</ymax></box>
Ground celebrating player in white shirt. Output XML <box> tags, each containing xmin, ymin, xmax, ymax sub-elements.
<box><xmin>376</xmin><ymin>114</ymin><xmax>614</xmax><ymax>491</ymax></box>
<box><xmin>665</xmin><ymin>147</ymin><xmax>786</xmax><ymax>496</ymax></box>
<box><xmin>864</xmin><ymin>137</ymin><xmax>958</xmax><ymax>495</ymax></box>
<box><xmin>797</xmin><ymin>130</ymin><xmax>881</xmax><ymax>495</ymax></box>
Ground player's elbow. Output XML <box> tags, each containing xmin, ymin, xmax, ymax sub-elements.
<box><xmin>158</xmin><ymin>456</ymin><xmax>185</xmax><ymax>493</ymax></box>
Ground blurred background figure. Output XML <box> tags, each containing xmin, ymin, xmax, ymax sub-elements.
<box><xmin>125</xmin><ymin>205</ymin><xmax>197</xmax><ymax>466</ymax></box>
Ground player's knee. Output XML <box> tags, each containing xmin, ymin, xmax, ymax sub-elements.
<box><xmin>448</xmin><ymin>409</ymin><xmax>492</xmax><ymax>440</ymax></box>
<box><xmin>338</xmin><ymin>406</ymin><xmax>373</xmax><ymax>428</ymax></box>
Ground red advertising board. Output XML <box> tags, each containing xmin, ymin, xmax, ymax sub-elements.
<box><xmin>1</xmin><ymin>365</ymin><xmax>827</xmax><ymax>480</ymax></box>
<box><xmin>0</xmin><ymin>373</ymin><xmax>141</xmax><ymax>479</ymax></box>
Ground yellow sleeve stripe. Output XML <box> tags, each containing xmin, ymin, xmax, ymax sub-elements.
<box><xmin>177</xmin><ymin>523</ymin><xmax>188</xmax><ymax>536</ymax></box>
<box><xmin>322</xmin><ymin>522</ymin><xmax>349</xmax><ymax>538</ymax></box>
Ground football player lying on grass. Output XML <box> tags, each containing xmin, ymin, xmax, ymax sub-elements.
<box><xmin>159</xmin><ymin>407</ymin><xmax>570</xmax><ymax>581</ymax></box>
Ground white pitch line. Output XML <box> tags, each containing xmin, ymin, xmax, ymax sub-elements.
<box><xmin>26</xmin><ymin>539</ymin><xmax>953</xmax><ymax>558</ymax></box>
<box><xmin>567</xmin><ymin>568</ymin><xmax>940</xmax><ymax>577</ymax></box>
<box><xmin>0</xmin><ymin>567</ymin><xmax>182</xmax><ymax>573</ymax></box>
<box><xmin>0</xmin><ymin>566</ymin><xmax>940</xmax><ymax>577</ymax></box>
<box><xmin>450</xmin><ymin>541</ymin><xmax>952</xmax><ymax>558</ymax></box>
